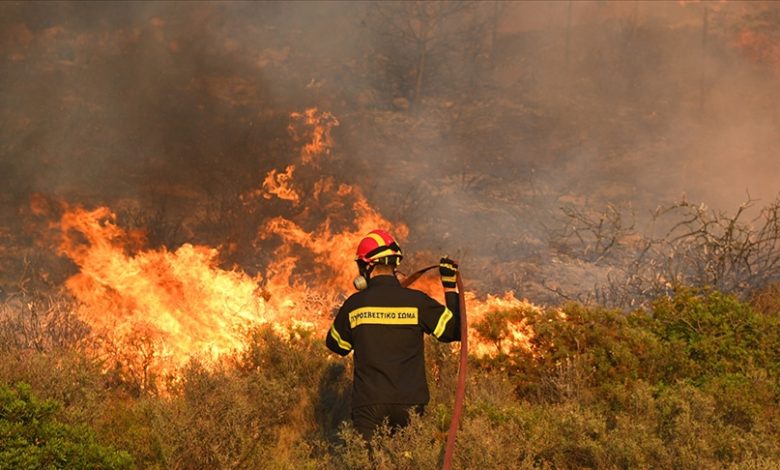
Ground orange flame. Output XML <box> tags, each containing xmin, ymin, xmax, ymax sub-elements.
<box><xmin>467</xmin><ymin>291</ymin><xmax>538</xmax><ymax>358</ymax></box>
<box><xmin>58</xmin><ymin>207</ymin><xmax>281</xmax><ymax>381</ymax></box>
<box><xmin>55</xmin><ymin>108</ymin><xmax>535</xmax><ymax>389</ymax></box>
<box><xmin>261</xmin><ymin>164</ymin><xmax>300</xmax><ymax>204</ymax></box>
<box><xmin>288</xmin><ymin>108</ymin><xmax>339</xmax><ymax>166</ymax></box>
<box><xmin>263</xmin><ymin>183</ymin><xmax>409</xmax><ymax>292</ymax></box>
<box><xmin>243</xmin><ymin>107</ymin><xmax>338</xmax><ymax>205</ymax></box>
<box><xmin>258</xmin><ymin>108</ymin><xmax>408</xmax><ymax>292</ymax></box>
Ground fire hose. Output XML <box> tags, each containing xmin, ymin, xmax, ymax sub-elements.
<box><xmin>401</xmin><ymin>265</ymin><xmax>467</xmax><ymax>470</ymax></box>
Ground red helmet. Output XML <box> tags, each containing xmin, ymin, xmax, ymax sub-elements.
<box><xmin>355</xmin><ymin>229</ymin><xmax>403</xmax><ymax>265</ymax></box>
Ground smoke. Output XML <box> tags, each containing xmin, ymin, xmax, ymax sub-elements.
<box><xmin>1</xmin><ymin>1</ymin><xmax>779</xmax><ymax>301</ymax></box>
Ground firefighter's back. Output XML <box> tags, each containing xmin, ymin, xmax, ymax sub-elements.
<box><xmin>343</xmin><ymin>275</ymin><xmax>433</xmax><ymax>408</ymax></box>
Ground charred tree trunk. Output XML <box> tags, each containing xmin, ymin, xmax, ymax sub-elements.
<box><xmin>412</xmin><ymin>22</ymin><xmax>429</xmax><ymax>109</ymax></box>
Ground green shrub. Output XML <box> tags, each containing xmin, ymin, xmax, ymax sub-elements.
<box><xmin>0</xmin><ymin>382</ymin><xmax>132</xmax><ymax>470</ymax></box>
<box><xmin>0</xmin><ymin>349</ymin><xmax>110</xmax><ymax>425</ymax></box>
<box><xmin>650</xmin><ymin>288</ymin><xmax>778</xmax><ymax>381</ymax></box>
<box><xmin>3</xmin><ymin>289</ymin><xmax>780</xmax><ymax>469</ymax></box>
<box><xmin>468</xmin><ymin>288</ymin><xmax>780</xmax><ymax>468</ymax></box>
<box><xmin>499</xmin><ymin>302</ymin><xmax>661</xmax><ymax>402</ymax></box>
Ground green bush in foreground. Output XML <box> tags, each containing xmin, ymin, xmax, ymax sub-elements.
<box><xmin>0</xmin><ymin>382</ymin><xmax>133</xmax><ymax>470</ymax></box>
<box><xmin>465</xmin><ymin>287</ymin><xmax>780</xmax><ymax>468</ymax></box>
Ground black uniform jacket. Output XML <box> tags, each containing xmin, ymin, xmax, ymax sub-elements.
<box><xmin>325</xmin><ymin>275</ymin><xmax>460</xmax><ymax>408</ymax></box>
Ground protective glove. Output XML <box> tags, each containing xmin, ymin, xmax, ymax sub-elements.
<box><xmin>439</xmin><ymin>256</ymin><xmax>459</xmax><ymax>289</ymax></box>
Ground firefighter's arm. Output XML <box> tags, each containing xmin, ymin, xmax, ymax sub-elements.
<box><xmin>435</xmin><ymin>256</ymin><xmax>461</xmax><ymax>341</ymax></box>
<box><xmin>325</xmin><ymin>305</ymin><xmax>353</xmax><ymax>356</ymax></box>
<box><xmin>420</xmin><ymin>291</ymin><xmax>461</xmax><ymax>343</ymax></box>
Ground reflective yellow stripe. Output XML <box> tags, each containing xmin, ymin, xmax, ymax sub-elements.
<box><xmin>348</xmin><ymin>306</ymin><xmax>418</xmax><ymax>328</ymax></box>
<box><xmin>367</xmin><ymin>232</ymin><xmax>386</xmax><ymax>247</ymax></box>
<box><xmin>330</xmin><ymin>325</ymin><xmax>352</xmax><ymax>351</ymax></box>
<box><xmin>441</xmin><ymin>275</ymin><xmax>457</xmax><ymax>283</ymax></box>
<box><xmin>433</xmin><ymin>308</ymin><xmax>453</xmax><ymax>338</ymax></box>
<box><xmin>441</xmin><ymin>263</ymin><xmax>456</xmax><ymax>270</ymax></box>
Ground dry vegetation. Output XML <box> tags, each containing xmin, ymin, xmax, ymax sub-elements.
<box><xmin>547</xmin><ymin>197</ymin><xmax>780</xmax><ymax>309</ymax></box>
<box><xmin>2</xmin><ymin>286</ymin><xmax>780</xmax><ymax>469</ymax></box>
<box><xmin>2</xmin><ymin>1</ymin><xmax>780</xmax><ymax>468</ymax></box>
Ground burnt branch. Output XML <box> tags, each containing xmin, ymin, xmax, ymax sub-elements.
<box><xmin>549</xmin><ymin>203</ymin><xmax>636</xmax><ymax>264</ymax></box>
<box><xmin>541</xmin><ymin>278</ymin><xmax>592</xmax><ymax>305</ymax></box>
<box><xmin>597</xmin><ymin>196</ymin><xmax>780</xmax><ymax>308</ymax></box>
<box><xmin>0</xmin><ymin>291</ymin><xmax>90</xmax><ymax>353</ymax></box>
<box><xmin>544</xmin><ymin>195</ymin><xmax>780</xmax><ymax>309</ymax></box>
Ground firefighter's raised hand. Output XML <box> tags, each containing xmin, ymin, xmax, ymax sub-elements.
<box><xmin>439</xmin><ymin>257</ymin><xmax>458</xmax><ymax>289</ymax></box>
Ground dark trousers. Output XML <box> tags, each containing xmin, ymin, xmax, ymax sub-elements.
<box><xmin>351</xmin><ymin>404</ymin><xmax>425</xmax><ymax>441</ymax></box>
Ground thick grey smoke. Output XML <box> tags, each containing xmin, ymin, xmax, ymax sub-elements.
<box><xmin>1</xmin><ymin>1</ymin><xmax>779</xmax><ymax>301</ymax></box>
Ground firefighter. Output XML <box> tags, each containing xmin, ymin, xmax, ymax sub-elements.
<box><xmin>325</xmin><ymin>229</ymin><xmax>461</xmax><ymax>441</ymax></box>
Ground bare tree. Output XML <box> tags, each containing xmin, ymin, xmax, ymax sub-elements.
<box><xmin>364</xmin><ymin>1</ymin><xmax>492</xmax><ymax>107</ymax></box>
<box><xmin>549</xmin><ymin>203</ymin><xmax>636</xmax><ymax>265</ymax></box>
<box><xmin>0</xmin><ymin>291</ymin><xmax>89</xmax><ymax>353</ymax></box>
<box><xmin>546</xmin><ymin>197</ymin><xmax>780</xmax><ymax>309</ymax></box>
<box><xmin>597</xmin><ymin>197</ymin><xmax>780</xmax><ymax>308</ymax></box>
